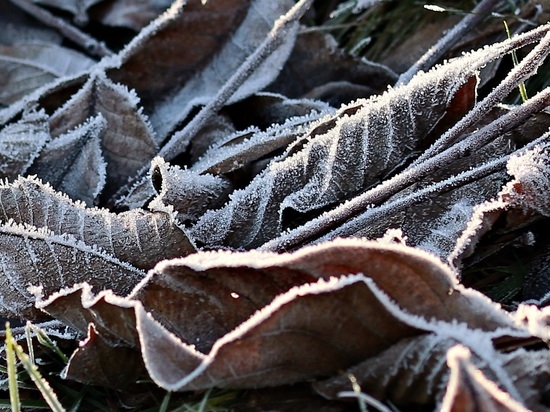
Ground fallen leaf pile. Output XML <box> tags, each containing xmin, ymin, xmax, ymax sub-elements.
<box><xmin>1</xmin><ymin>0</ymin><xmax>550</xmax><ymax>410</ymax></box>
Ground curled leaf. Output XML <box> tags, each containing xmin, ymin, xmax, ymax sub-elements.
<box><xmin>38</xmin><ymin>239</ymin><xmax>525</xmax><ymax>390</ymax></box>
<box><xmin>148</xmin><ymin>157</ymin><xmax>232</xmax><ymax>223</ymax></box>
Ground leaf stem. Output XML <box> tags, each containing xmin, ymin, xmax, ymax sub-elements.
<box><xmin>158</xmin><ymin>0</ymin><xmax>315</xmax><ymax>161</ymax></box>
<box><xmin>5</xmin><ymin>323</ymin><xmax>21</xmax><ymax>412</ymax></box>
<box><xmin>304</xmin><ymin>129</ymin><xmax>550</xmax><ymax>245</ymax></box>
<box><xmin>397</xmin><ymin>0</ymin><xmax>501</xmax><ymax>85</ymax></box>
<box><xmin>8</xmin><ymin>0</ymin><xmax>112</xmax><ymax>58</ymax></box>
<box><xmin>11</xmin><ymin>332</ymin><xmax>66</xmax><ymax>411</ymax></box>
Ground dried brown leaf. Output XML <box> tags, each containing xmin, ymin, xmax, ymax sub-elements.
<box><xmin>61</xmin><ymin>323</ymin><xmax>143</xmax><ymax>390</ymax></box>
<box><xmin>38</xmin><ymin>239</ymin><xmax>527</xmax><ymax>391</ymax></box>
<box><xmin>269</xmin><ymin>31</ymin><xmax>397</xmax><ymax>106</ymax></box>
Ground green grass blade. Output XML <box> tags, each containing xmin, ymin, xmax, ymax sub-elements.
<box><xmin>10</xmin><ymin>334</ymin><xmax>66</xmax><ymax>412</ymax></box>
<box><xmin>159</xmin><ymin>392</ymin><xmax>171</xmax><ymax>412</ymax></box>
<box><xmin>197</xmin><ymin>389</ymin><xmax>212</xmax><ymax>412</ymax></box>
<box><xmin>24</xmin><ymin>322</ymin><xmax>35</xmax><ymax>365</ymax></box>
<box><xmin>5</xmin><ymin>323</ymin><xmax>21</xmax><ymax>412</ymax></box>
<box><xmin>30</xmin><ymin>324</ymin><xmax>69</xmax><ymax>363</ymax></box>
<box><xmin>504</xmin><ymin>20</ymin><xmax>529</xmax><ymax>102</ymax></box>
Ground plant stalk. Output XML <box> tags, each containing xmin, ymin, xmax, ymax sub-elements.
<box><xmin>158</xmin><ymin>0</ymin><xmax>315</xmax><ymax>161</ymax></box>
<box><xmin>8</xmin><ymin>0</ymin><xmax>112</xmax><ymax>57</ymax></box>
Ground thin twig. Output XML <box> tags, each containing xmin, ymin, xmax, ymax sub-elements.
<box><xmin>158</xmin><ymin>0</ymin><xmax>315</xmax><ymax>161</ymax></box>
<box><xmin>397</xmin><ymin>0</ymin><xmax>500</xmax><ymax>85</ymax></box>
<box><xmin>411</xmin><ymin>25</ymin><xmax>550</xmax><ymax>167</ymax></box>
<box><xmin>260</xmin><ymin>87</ymin><xmax>550</xmax><ymax>252</ymax></box>
<box><xmin>318</xmin><ymin>129</ymin><xmax>550</xmax><ymax>246</ymax></box>
<box><xmin>319</xmin><ymin>157</ymin><xmax>507</xmax><ymax>243</ymax></box>
<box><xmin>8</xmin><ymin>0</ymin><xmax>112</xmax><ymax>58</ymax></box>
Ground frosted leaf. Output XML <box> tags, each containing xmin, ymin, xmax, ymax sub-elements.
<box><xmin>0</xmin><ymin>109</ymin><xmax>50</xmax><ymax>179</ymax></box>
<box><xmin>0</xmin><ymin>0</ymin><xmax>186</xmax><ymax>125</ymax></box>
<box><xmin>28</xmin><ymin>114</ymin><xmax>107</xmax><ymax>206</ymax></box>
<box><xmin>403</xmin><ymin>168</ymin><xmax>509</xmax><ymax>260</ymax></box>
<box><xmin>0</xmin><ymin>42</ymin><xmax>95</xmax><ymax>105</ymax></box>
<box><xmin>190</xmin><ymin>37</ymin><xmax>520</xmax><ymax>249</ymax></box>
<box><xmin>316</xmin><ymin>330</ymin><xmax>544</xmax><ymax>410</ymax></box>
<box><xmin>49</xmin><ymin>72</ymin><xmax>158</xmax><ymax>195</ymax></box>
<box><xmin>0</xmin><ymin>176</ymin><xmax>195</xmax><ymax>270</ymax></box>
<box><xmin>148</xmin><ymin>157</ymin><xmax>232</xmax><ymax>223</ymax></box>
<box><xmin>0</xmin><ymin>221</ymin><xmax>145</xmax><ymax>318</ymax></box>
<box><xmin>148</xmin><ymin>0</ymin><xmax>297</xmax><ymax>141</ymax></box>
<box><xmin>495</xmin><ymin>348</ymin><xmax>550</xmax><ymax>411</ymax></box>
<box><xmin>417</xmin><ymin>200</ymin><xmax>476</xmax><ymax>258</ymax></box>
<box><xmin>315</xmin><ymin>335</ymin><xmax>457</xmax><ymax>405</ymax></box>
<box><xmin>41</xmin><ymin>275</ymin><xmax>424</xmax><ymax>391</ymax></box>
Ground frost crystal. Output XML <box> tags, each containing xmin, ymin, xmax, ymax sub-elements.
<box><xmin>504</xmin><ymin>141</ymin><xmax>550</xmax><ymax>216</ymax></box>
